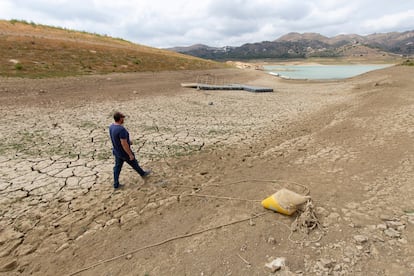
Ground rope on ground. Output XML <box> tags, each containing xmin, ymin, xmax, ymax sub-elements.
<box><xmin>288</xmin><ymin>200</ymin><xmax>324</xmax><ymax>244</ymax></box>
<box><xmin>164</xmin><ymin>179</ymin><xmax>310</xmax><ymax>203</ymax></box>
<box><xmin>166</xmin><ymin>191</ymin><xmax>324</xmax><ymax>245</ymax></box>
<box><xmin>68</xmin><ymin>212</ymin><xmax>269</xmax><ymax>276</ymax></box>
<box><xmin>168</xmin><ymin>179</ymin><xmax>311</xmax><ymax>197</ymax></box>
<box><xmin>69</xmin><ymin>178</ymin><xmax>322</xmax><ymax>275</ymax></box>
<box><xmin>164</xmin><ymin>178</ymin><xmax>323</xmax><ymax>245</ymax></box>
<box><xmin>166</xmin><ymin>191</ymin><xmax>262</xmax><ymax>202</ymax></box>
<box><xmin>211</xmin><ymin>179</ymin><xmax>311</xmax><ymax>196</ymax></box>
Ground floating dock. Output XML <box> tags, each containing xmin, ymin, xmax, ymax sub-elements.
<box><xmin>181</xmin><ymin>83</ymin><xmax>273</xmax><ymax>93</ymax></box>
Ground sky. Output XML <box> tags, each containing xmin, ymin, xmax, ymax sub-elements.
<box><xmin>1</xmin><ymin>0</ymin><xmax>413</xmax><ymax>48</ymax></box>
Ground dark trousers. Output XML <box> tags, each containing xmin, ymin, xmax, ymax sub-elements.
<box><xmin>113</xmin><ymin>155</ymin><xmax>146</xmax><ymax>188</ymax></box>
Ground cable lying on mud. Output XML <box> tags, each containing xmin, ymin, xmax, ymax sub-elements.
<box><xmin>68</xmin><ymin>178</ymin><xmax>323</xmax><ymax>275</ymax></box>
<box><xmin>68</xmin><ymin>212</ymin><xmax>269</xmax><ymax>276</ymax></box>
<box><xmin>289</xmin><ymin>200</ymin><xmax>324</xmax><ymax>244</ymax></box>
<box><xmin>165</xmin><ymin>179</ymin><xmax>324</xmax><ymax>244</ymax></box>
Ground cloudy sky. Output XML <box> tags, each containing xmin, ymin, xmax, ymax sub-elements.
<box><xmin>1</xmin><ymin>0</ymin><xmax>413</xmax><ymax>48</ymax></box>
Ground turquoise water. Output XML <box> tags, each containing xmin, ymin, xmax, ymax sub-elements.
<box><xmin>264</xmin><ymin>64</ymin><xmax>394</xmax><ymax>80</ymax></box>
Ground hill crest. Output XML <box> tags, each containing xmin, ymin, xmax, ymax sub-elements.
<box><xmin>0</xmin><ymin>20</ymin><xmax>225</xmax><ymax>78</ymax></box>
<box><xmin>276</xmin><ymin>32</ymin><xmax>330</xmax><ymax>43</ymax></box>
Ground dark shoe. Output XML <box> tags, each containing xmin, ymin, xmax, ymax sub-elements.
<box><xmin>114</xmin><ymin>184</ymin><xmax>124</xmax><ymax>189</ymax></box>
<box><xmin>142</xmin><ymin>170</ymin><xmax>151</xmax><ymax>178</ymax></box>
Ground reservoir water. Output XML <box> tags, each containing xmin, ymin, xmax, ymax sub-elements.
<box><xmin>264</xmin><ymin>64</ymin><xmax>394</xmax><ymax>80</ymax></box>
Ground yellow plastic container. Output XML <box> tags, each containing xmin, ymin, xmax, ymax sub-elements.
<box><xmin>261</xmin><ymin>194</ymin><xmax>296</xmax><ymax>215</ymax></box>
<box><xmin>261</xmin><ymin>188</ymin><xmax>310</xmax><ymax>216</ymax></box>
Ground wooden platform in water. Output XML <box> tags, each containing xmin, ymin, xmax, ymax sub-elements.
<box><xmin>181</xmin><ymin>83</ymin><xmax>273</xmax><ymax>93</ymax></box>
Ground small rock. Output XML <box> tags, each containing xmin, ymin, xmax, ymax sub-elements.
<box><xmin>373</xmin><ymin>235</ymin><xmax>385</xmax><ymax>242</ymax></box>
<box><xmin>333</xmin><ymin>264</ymin><xmax>342</xmax><ymax>271</ymax></box>
<box><xmin>126</xmin><ymin>254</ymin><xmax>132</xmax><ymax>260</ymax></box>
<box><xmin>384</xmin><ymin>228</ymin><xmax>401</xmax><ymax>238</ymax></box>
<box><xmin>398</xmin><ymin>238</ymin><xmax>408</xmax><ymax>244</ymax></box>
<box><xmin>386</xmin><ymin>221</ymin><xmax>405</xmax><ymax>230</ymax></box>
<box><xmin>145</xmin><ymin>202</ymin><xmax>158</xmax><ymax>210</ymax></box>
<box><xmin>267</xmin><ymin>237</ymin><xmax>276</xmax><ymax>245</ymax></box>
<box><xmin>105</xmin><ymin>219</ymin><xmax>119</xmax><ymax>227</ymax></box>
<box><xmin>376</xmin><ymin>223</ymin><xmax>387</xmax><ymax>230</ymax></box>
<box><xmin>319</xmin><ymin>258</ymin><xmax>335</xmax><ymax>269</ymax></box>
<box><xmin>380</xmin><ymin>214</ymin><xmax>395</xmax><ymax>221</ymax></box>
<box><xmin>265</xmin><ymin>257</ymin><xmax>286</xmax><ymax>273</ymax></box>
<box><xmin>353</xmin><ymin>235</ymin><xmax>368</xmax><ymax>244</ymax></box>
<box><xmin>248</xmin><ymin>219</ymin><xmax>255</xmax><ymax>226</ymax></box>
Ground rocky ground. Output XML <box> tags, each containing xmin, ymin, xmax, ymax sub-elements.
<box><xmin>0</xmin><ymin>66</ymin><xmax>413</xmax><ymax>275</ymax></box>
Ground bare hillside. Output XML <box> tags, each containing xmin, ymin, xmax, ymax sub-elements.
<box><xmin>0</xmin><ymin>20</ymin><xmax>226</xmax><ymax>78</ymax></box>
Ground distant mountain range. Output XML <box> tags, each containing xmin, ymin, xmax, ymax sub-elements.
<box><xmin>168</xmin><ymin>31</ymin><xmax>414</xmax><ymax>60</ymax></box>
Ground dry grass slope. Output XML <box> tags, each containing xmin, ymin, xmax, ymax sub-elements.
<box><xmin>0</xmin><ymin>20</ymin><xmax>227</xmax><ymax>78</ymax></box>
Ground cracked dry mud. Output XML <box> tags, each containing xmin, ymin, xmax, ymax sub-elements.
<box><xmin>0</xmin><ymin>67</ymin><xmax>413</xmax><ymax>275</ymax></box>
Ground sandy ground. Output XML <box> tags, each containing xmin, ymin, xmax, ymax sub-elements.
<box><xmin>0</xmin><ymin>66</ymin><xmax>413</xmax><ymax>275</ymax></box>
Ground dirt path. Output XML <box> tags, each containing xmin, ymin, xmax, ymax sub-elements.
<box><xmin>0</xmin><ymin>66</ymin><xmax>413</xmax><ymax>275</ymax></box>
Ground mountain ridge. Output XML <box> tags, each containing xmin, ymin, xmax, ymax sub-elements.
<box><xmin>168</xmin><ymin>31</ymin><xmax>414</xmax><ymax>60</ymax></box>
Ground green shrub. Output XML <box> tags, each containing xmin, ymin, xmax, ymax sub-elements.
<box><xmin>15</xmin><ymin>63</ymin><xmax>23</xmax><ymax>70</ymax></box>
<box><xmin>401</xmin><ymin>59</ymin><xmax>414</xmax><ymax>66</ymax></box>
<box><xmin>133</xmin><ymin>58</ymin><xmax>142</xmax><ymax>65</ymax></box>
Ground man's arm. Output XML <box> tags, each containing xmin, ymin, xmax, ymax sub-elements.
<box><xmin>120</xmin><ymin>138</ymin><xmax>134</xmax><ymax>160</ymax></box>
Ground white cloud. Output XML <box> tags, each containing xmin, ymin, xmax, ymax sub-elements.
<box><xmin>0</xmin><ymin>0</ymin><xmax>413</xmax><ymax>48</ymax></box>
<box><xmin>363</xmin><ymin>10</ymin><xmax>414</xmax><ymax>32</ymax></box>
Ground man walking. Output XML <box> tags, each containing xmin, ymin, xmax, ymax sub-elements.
<box><xmin>109</xmin><ymin>111</ymin><xmax>150</xmax><ymax>189</ymax></box>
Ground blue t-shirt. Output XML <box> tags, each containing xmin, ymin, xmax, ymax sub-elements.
<box><xmin>109</xmin><ymin>124</ymin><xmax>131</xmax><ymax>158</ymax></box>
